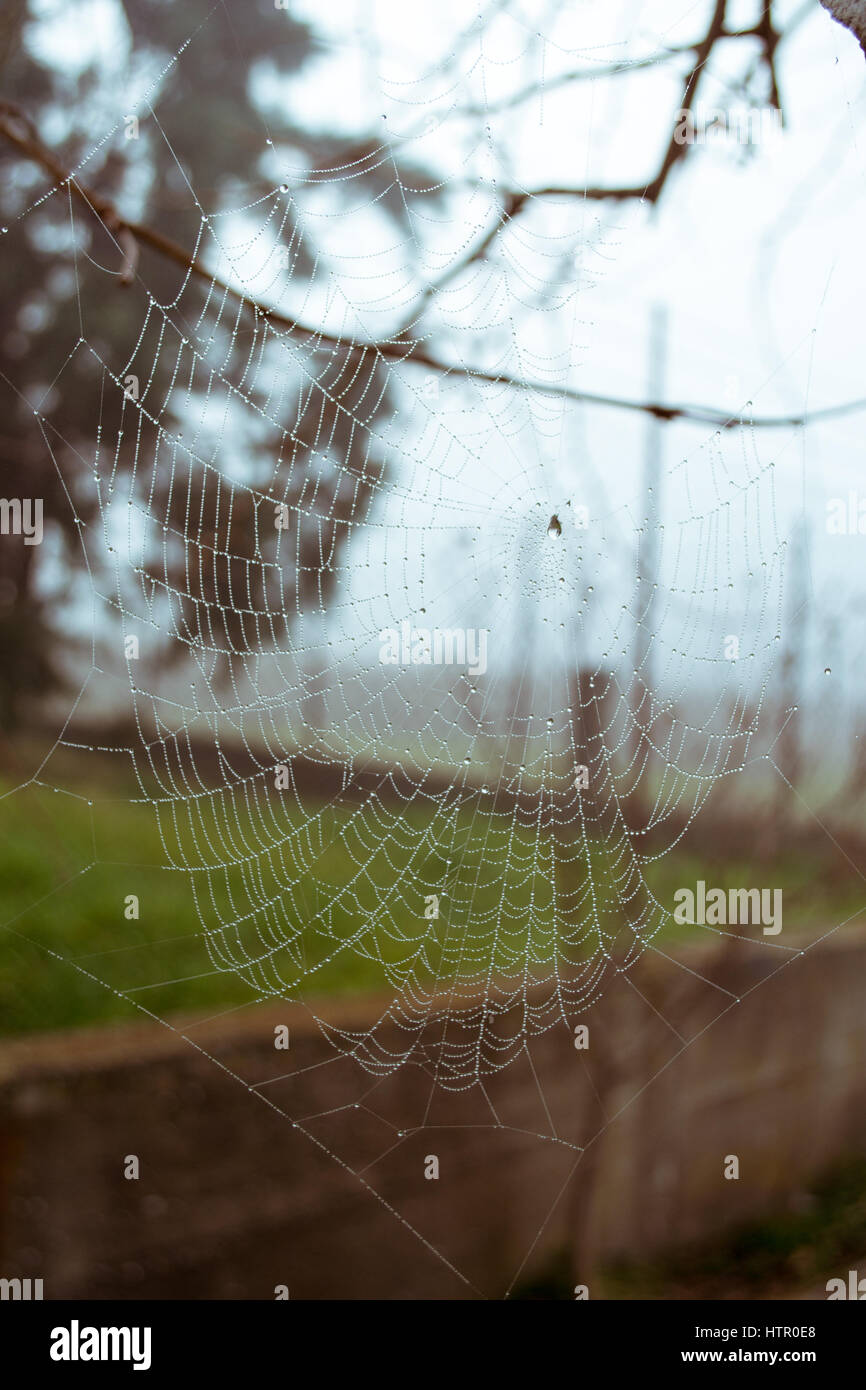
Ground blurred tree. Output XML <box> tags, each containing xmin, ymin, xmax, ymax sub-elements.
<box><xmin>0</xmin><ymin>0</ymin><xmax>426</xmax><ymax>724</ymax></box>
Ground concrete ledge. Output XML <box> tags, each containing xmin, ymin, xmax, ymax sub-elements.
<box><xmin>1</xmin><ymin>930</ymin><xmax>865</xmax><ymax>1298</ymax></box>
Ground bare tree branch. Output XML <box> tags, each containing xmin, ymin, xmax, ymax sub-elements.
<box><xmin>457</xmin><ymin>4</ymin><xmax>813</xmax><ymax>120</ymax></box>
<box><xmin>3</xmin><ymin>96</ymin><xmax>866</xmax><ymax>433</ymax></box>
<box><xmin>484</xmin><ymin>1</ymin><xmax>815</xmax><ymax>205</ymax></box>
<box><xmin>474</xmin><ymin>0</ymin><xmax>728</xmax><ymax>205</ymax></box>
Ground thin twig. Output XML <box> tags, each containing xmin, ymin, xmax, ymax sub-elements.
<box><xmin>2</xmin><ymin>97</ymin><xmax>865</xmax><ymax>432</ymax></box>
<box><xmin>486</xmin><ymin>1</ymin><xmax>810</xmax><ymax>205</ymax></box>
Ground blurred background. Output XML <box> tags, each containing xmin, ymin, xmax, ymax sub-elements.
<box><xmin>1</xmin><ymin>0</ymin><xmax>866</xmax><ymax>1300</ymax></box>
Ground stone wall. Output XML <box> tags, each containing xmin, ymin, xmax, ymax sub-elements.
<box><xmin>1</xmin><ymin>930</ymin><xmax>865</xmax><ymax>1299</ymax></box>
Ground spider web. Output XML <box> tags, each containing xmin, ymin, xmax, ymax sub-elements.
<box><xmin>85</xmin><ymin>198</ymin><xmax>782</xmax><ymax>1088</ymax></box>
<box><xmin>2</xmin><ymin>0</ymin><xmax>834</xmax><ymax>1297</ymax></box>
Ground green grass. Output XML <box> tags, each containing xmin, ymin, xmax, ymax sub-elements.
<box><xmin>643</xmin><ymin>848</ymin><xmax>866</xmax><ymax>944</ymax></box>
<box><xmin>0</xmin><ymin>756</ymin><xmax>585</xmax><ymax>1035</ymax></box>
<box><xmin>0</xmin><ymin>742</ymin><xmax>863</xmax><ymax>1038</ymax></box>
